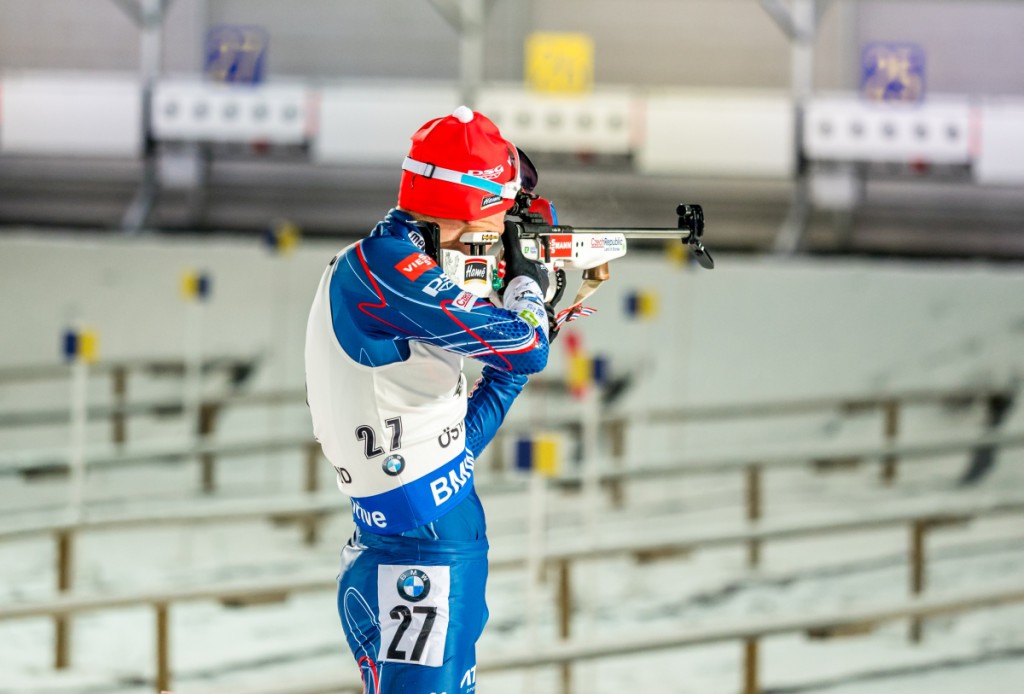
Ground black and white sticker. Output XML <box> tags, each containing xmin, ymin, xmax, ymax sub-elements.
<box><xmin>378</xmin><ymin>565</ymin><xmax>450</xmax><ymax>666</ymax></box>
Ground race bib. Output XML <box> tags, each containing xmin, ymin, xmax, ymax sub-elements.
<box><xmin>377</xmin><ymin>565</ymin><xmax>450</xmax><ymax>667</ymax></box>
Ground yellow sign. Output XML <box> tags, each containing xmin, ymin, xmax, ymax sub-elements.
<box><xmin>78</xmin><ymin>330</ymin><xmax>99</xmax><ymax>364</ymax></box>
<box><xmin>533</xmin><ymin>435</ymin><xmax>561</xmax><ymax>478</ymax></box>
<box><xmin>525</xmin><ymin>32</ymin><xmax>594</xmax><ymax>94</ymax></box>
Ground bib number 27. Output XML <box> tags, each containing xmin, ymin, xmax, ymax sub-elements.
<box><xmin>378</xmin><ymin>564</ymin><xmax>450</xmax><ymax>667</ymax></box>
<box><xmin>355</xmin><ymin>416</ymin><xmax>403</xmax><ymax>459</ymax></box>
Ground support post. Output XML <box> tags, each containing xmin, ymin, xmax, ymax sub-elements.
<box><xmin>882</xmin><ymin>400</ymin><xmax>901</xmax><ymax>484</ymax></box>
<box><xmin>557</xmin><ymin>559</ymin><xmax>572</xmax><ymax>694</ymax></box>
<box><xmin>54</xmin><ymin>530</ymin><xmax>74</xmax><ymax>669</ymax></box>
<box><xmin>303</xmin><ymin>442</ymin><xmax>321</xmax><ymax>545</ymax></box>
<box><xmin>744</xmin><ymin>638</ymin><xmax>760</xmax><ymax>694</ymax></box>
<box><xmin>769</xmin><ymin>0</ymin><xmax>818</xmax><ymax>254</ymax></box>
<box><xmin>155</xmin><ymin>602</ymin><xmax>170</xmax><ymax>693</ymax></box>
<box><xmin>490</xmin><ymin>431</ymin><xmax>505</xmax><ymax>475</ymax></box>
<box><xmin>304</xmin><ymin>442</ymin><xmax>320</xmax><ymax>494</ymax></box>
<box><xmin>120</xmin><ymin>0</ymin><xmax>167</xmax><ymax>232</ymax></box>
<box><xmin>458</xmin><ymin>0</ymin><xmax>485</xmax><ymax>107</ymax></box>
<box><xmin>909</xmin><ymin>520</ymin><xmax>927</xmax><ymax>642</ymax></box>
<box><xmin>112</xmin><ymin>366</ymin><xmax>128</xmax><ymax>445</ymax></box>
<box><xmin>427</xmin><ymin>0</ymin><xmax>491</xmax><ymax>109</ymax></box>
<box><xmin>607</xmin><ymin>417</ymin><xmax>627</xmax><ymax>508</ymax></box>
<box><xmin>746</xmin><ymin>464</ymin><xmax>763</xmax><ymax>568</ymax></box>
<box><xmin>198</xmin><ymin>402</ymin><xmax>219</xmax><ymax>493</ymax></box>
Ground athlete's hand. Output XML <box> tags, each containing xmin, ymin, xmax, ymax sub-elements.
<box><xmin>545</xmin><ymin>304</ymin><xmax>561</xmax><ymax>342</ymax></box>
<box><xmin>500</xmin><ymin>221</ymin><xmax>549</xmax><ymax>297</ymax></box>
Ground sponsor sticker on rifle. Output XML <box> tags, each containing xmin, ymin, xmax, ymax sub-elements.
<box><xmin>396</xmin><ymin>253</ymin><xmax>436</xmax><ymax>281</ymax></box>
<box><xmin>464</xmin><ymin>258</ymin><xmax>489</xmax><ymax>284</ymax></box>
<box><xmin>548</xmin><ymin>234</ymin><xmax>574</xmax><ymax>259</ymax></box>
<box><xmin>590</xmin><ymin>236</ymin><xmax>625</xmax><ymax>252</ymax></box>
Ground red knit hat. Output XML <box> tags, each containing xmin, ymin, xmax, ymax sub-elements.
<box><xmin>398</xmin><ymin>106</ymin><xmax>522</xmax><ymax>221</ymax></box>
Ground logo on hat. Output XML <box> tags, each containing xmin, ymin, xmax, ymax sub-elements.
<box><xmin>480</xmin><ymin>194</ymin><xmax>503</xmax><ymax>209</ymax></box>
<box><xmin>468</xmin><ymin>164</ymin><xmax>505</xmax><ymax>180</ymax></box>
<box><xmin>382</xmin><ymin>454</ymin><xmax>405</xmax><ymax>476</ymax></box>
<box><xmin>396</xmin><ymin>568</ymin><xmax>431</xmax><ymax>602</ymax></box>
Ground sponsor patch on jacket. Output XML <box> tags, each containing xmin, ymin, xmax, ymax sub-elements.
<box><xmin>453</xmin><ymin>291</ymin><xmax>477</xmax><ymax>312</ymax></box>
<box><xmin>395</xmin><ymin>252</ymin><xmax>436</xmax><ymax>281</ymax></box>
<box><xmin>423</xmin><ymin>275</ymin><xmax>457</xmax><ymax>297</ymax></box>
<box><xmin>408</xmin><ymin>228</ymin><xmax>426</xmax><ymax>251</ymax></box>
<box><xmin>518</xmin><ymin>308</ymin><xmax>541</xmax><ymax>327</ymax></box>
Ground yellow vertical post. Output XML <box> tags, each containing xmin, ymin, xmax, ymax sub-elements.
<box><xmin>54</xmin><ymin>530</ymin><xmax>73</xmax><ymax>669</ymax></box>
<box><xmin>746</xmin><ymin>464</ymin><xmax>763</xmax><ymax>568</ymax></box>
<box><xmin>744</xmin><ymin>638</ymin><xmax>760</xmax><ymax>694</ymax></box>
<box><xmin>607</xmin><ymin>417</ymin><xmax>627</xmax><ymax>507</ymax></box>
<box><xmin>909</xmin><ymin>520</ymin><xmax>927</xmax><ymax>642</ymax></box>
<box><xmin>112</xmin><ymin>366</ymin><xmax>127</xmax><ymax>446</ymax></box>
<box><xmin>882</xmin><ymin>400</ymin><xmax>901</xmax><ymax>484</ymax></box>
<box><xmin>198</xmin><ymin>402</ymin><xmax>219</xmax><ymax>493</ymax></box>
<box><xmin>155</xmin><ymin>603</ymin><xmax>170</xmax><ymax>693</ymax></box>
<box><xmin>490</xmin><ymin>431</ymin><xmax>505</xmax><ymax>474</ymax></box>
<box><xmin>303</xmin><ymin>442</ymin><xmax>321</xmax><ymax>546</ymax></box>
<box><xmin>557</xmin><ymin>560</ymin><xmax>572</xmax><ymax>694</ymax></box>
<box><xmin>304</xmin><ymin>442</ymin><xmax>319</xmax><ymax>494</ymax></box>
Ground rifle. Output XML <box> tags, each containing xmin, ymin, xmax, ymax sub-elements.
<box><xmin>430</xmin><ymin>199</ymin><xmax>713</xmax><ymax>326</ymax></box>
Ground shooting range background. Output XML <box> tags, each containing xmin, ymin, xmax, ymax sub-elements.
<box><xmin>3</xmin><ymin>0</ymin><xmax>1024</xmax><ymax>692</ymax></box>
<box><xmin>2</xmin><ymin>233</ymin><xmax>1024</xmax><ymax>416</ymax></box>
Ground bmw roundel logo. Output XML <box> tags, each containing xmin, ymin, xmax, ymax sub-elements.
<box><xmin>396</xmin><ymin>568</ymin><xmax>430</xmax><ymax>602</ymax></box>
<box><xmin>382</xmin><ymin>454</ymin><xmax>405</xmax><ymax>476</ymax></box>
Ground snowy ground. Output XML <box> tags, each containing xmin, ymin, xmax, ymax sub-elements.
<box><xmin>1</xmin><ymin>391</ymin><xmax>1023</xmax><ymax>694</ymax></box>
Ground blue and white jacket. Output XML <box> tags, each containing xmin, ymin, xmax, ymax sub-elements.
<box><xmin>305</xmin><ymin>209</ymin><xmax>549</xmax><ymax>537</ymax></box>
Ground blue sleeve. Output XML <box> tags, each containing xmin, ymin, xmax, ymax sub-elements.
<box><xmin>465</xmin><ymin>366</ymin><xmax>527</xmax><ymax>455</ymax></box>
<box><xmin>345</xmin><ymin>236</ymin><xmax>549</xmax><ymax>374</ymax></box>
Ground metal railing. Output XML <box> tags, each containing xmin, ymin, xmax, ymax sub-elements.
<box><xmin>4</xmin><ymin>381</ymin><xmax>1010</xmax><ymax>489</ymax></box>
<box><xmin>212</xmin><ymin>582</ymin><xmax>1024</xmax><ymax>694</ymax></box>
<box><xmin>3</xmin><ymin>569</ymin><xmax>1022</xmax><ymax>694</ymax></box>
<box><xmin>0</xmin><ymin>355</ymin><xmax>260</xmax><ymax>446</ymax></box>
<box><xmin>2</xmin><ymin>491</ymin><xmax>1022</xmax><ymax>692</ymax></box>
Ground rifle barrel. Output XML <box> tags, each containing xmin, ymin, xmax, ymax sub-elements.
<box><xmin>524</xmin><ymin>225</ymin><xmax>692</xmax><ymax>241</ymax></box>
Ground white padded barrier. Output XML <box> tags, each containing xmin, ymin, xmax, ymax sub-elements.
<box><xmin>476</xmin><ymin>86</ymin><xmax>635</xmax><ymax>155</ymax></box>
<box><xmin>804</xmin><ymin>95</ymin><xmax>973</xmax><ymax>165</ymax></box>
<box><xmin>151</xmin><ymin>80</ymin><xmax>311</xmax><ymax>144</ymax></box>
<box><xmin>974</xmin><ymin>101</ymin><xmax>1024</xmax><ymax>185</ymax></box>
<box><xmin>637</xmin><ymin>89</ymin><xmax>794</xmax><ymax>178</ymax></box>
<box><xmin>314</xmin><ymin>83</ymin><xmax>459</xmax><ymax>165</ymax></box>
<box><xmin>0</xmin><ymin>72</ymin><xmax>142</xmax><ymax>157</ymax></box>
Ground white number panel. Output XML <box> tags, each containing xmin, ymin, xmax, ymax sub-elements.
<box><xmin>377</xmin><ymin>565</ymin><xmax>450</xmax><ymax>667</ymax></box>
